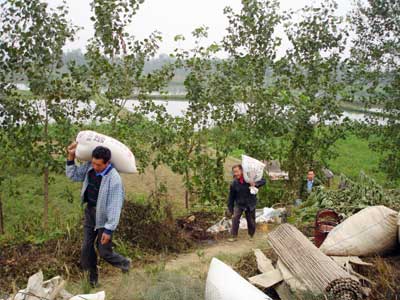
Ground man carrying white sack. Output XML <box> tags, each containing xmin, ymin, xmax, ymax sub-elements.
<box><xmin>227</xmin><ymin>164</ymin><xmax>266</xmax><ymax>242</ymax></box>
<box><xmin>66</xmin><ymin>142</ymin><xmax>131</xmax><ymax>287</ymax></box>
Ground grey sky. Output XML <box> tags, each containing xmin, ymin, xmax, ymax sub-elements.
<box><xmin>58</xmin><ymin>0</ymin><xmax>358</xmax><ymax>55</ymax></box>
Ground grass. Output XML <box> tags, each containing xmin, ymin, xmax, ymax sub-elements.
<box><xmin>328</xmin><ymin>133</ymin><xmax>386</xmax><ymax>185</ymax></box>
<box><xmin>0</xmin><ymin>173</ymin><xmax>82</xmax><ymax>244</ymax></box>
<box><xmin>139</xmin><ymin>271</ymin><xmax>204</xmax><ymax>300</ymax></box>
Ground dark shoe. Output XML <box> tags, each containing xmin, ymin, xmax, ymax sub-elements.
<box><xmin>121</xmin><ymin>258</ymin><xmax>132</xmax><ymax>273</ymax></box>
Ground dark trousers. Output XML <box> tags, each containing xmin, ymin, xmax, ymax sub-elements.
<box><xmin>231</xmin><ymin>207</ymin><xmax>256</xmax><ymax>237</ymax></box>
<box><xmin>81</xmin><ymin>206</ymin><xmax>128</xmax><ymax>283</ymax></box>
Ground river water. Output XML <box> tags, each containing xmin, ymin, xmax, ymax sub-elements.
<box><xmin>1</xmin><ymin>99</ymin><xmax>386</xmax><ymax>125</ymax></box>
<box><xmin>124</xmin><ymin>99</ymin><xmax>386</xmax><ymax>124</ymax></box>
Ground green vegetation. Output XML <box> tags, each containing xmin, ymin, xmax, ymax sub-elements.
<box><xmin>328</xmin><ymin>134</ymin><xmax>386</xmax><ymax>184</ymax></box>
<box><xmin>0</xmin><ymin>174</ymin><xmax>81</xmax><ymax>245</ymax></box>
<box><xmin>297</xmin><ymin>172</ymin><xmax>400</xmax><ymax>223</ymax></box>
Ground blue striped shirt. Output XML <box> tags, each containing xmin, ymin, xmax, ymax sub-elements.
<box><xmin>66</xmin><ymin>161</ymin><xmax>125</xmax><ymax>234</ymax></box>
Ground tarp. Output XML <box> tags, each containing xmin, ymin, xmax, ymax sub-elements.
<box><xmin>205</xmin><ymin>258</ymin><xmax>272</xmax><ymax>300</ymax></box>
<box><xmin>207</xmin><ymin>208</ymin><xmax>280</xmax><ymax>233</ymax></box>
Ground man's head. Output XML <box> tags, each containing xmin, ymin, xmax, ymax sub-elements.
<box><xmin>91</xmin><ymin>146</ymin><xmax>111</xmax><ymax>173</ymax></box>
<box><xmin>232</xmin><ymin>164</ymin><xmax>243</xmax><ymax>180</ymax></box>
<box><xmin>307</xmin><ymin>169</ymin><xmax>315</xmax><ymax>181</ymax></box>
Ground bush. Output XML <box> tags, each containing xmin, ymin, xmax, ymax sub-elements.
<box><xmin>257</xmin><ymin>180</ymin><xmax>290</xmax><ymax>208</ymax></box>
<box><xmin>117</xmin><ymin>198</ymin><xmax>192</xmax><ymax>253</ymax></box>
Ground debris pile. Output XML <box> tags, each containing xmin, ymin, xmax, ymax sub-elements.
<box><xmin>207</xmin><ymin>207</ymin><xmax>285</xmax><ymax>234</ymax></box>
<box><xmin>176</xmin><ymin>211</ymin><xmax>220</xmax><ymax>241</ymax></box>
<box><xmin>241</xmin><ymin>205</ymin><xmax>400</xmax><ymax>299</ymax></box>
<box><xmin>0</xmin><ymin>227</ymin><xmax>82</xmax><ymax>293</ymax></box>
<box><xmin>268</xmin><ymin>224</ymin><xmax>363</xmax><ymax>299</ymax></box>
<box><xmin>118</xmin><ymin>201</ymin><xmax>191</xmax><ymax>252</ymax></box>
<box><xmin>1</xmin><ymin>271</ymin><xmax>105</xmax><ymax>300</ymax></box>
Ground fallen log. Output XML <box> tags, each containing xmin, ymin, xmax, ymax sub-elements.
<box><xmin>268</xmin><ymin>223</ymin><xmax>364</xmax><ymax>300</ymax></box>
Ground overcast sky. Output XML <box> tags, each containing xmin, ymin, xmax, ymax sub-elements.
<box><xmin>56</xmin><ymin>0</ymin><xmax>359</xmax><ymax>55</ymax></box>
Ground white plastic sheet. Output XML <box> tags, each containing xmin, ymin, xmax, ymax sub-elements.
<box><xmin>207</xmin><ymin>208</ymin><xmax>279</xmax><ymax>233</ymax></box>
<box><xmin>205</xmin><ymin>258</ymin><xmax>272</xmax><ymax>300</ymax></box>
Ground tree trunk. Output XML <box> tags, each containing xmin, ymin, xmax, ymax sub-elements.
<box><xmin>43</xmin><ymin>167</ymin><xmax>49</xmax><ymax>229</ymax></box>
<box><xmin>43</xmin><ymin>103</ymin><xmax>49</xmax><ymax>229</ymax></box>
<box><xmin>0</xmin><ymin>194</ymin><xmax>4</xmax><ymax>235</ymax></box>
<box><xmin>185</xmin><ymin>190</ymin><xmax>189</xmax><ymax>210</ymax></box>
<box><xmin>184</xmin><ymin>167</ymin><xmax>190</xmax><ymax>210</ymax></box>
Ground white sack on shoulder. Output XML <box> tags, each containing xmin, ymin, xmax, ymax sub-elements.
<box><xmin>75</xmin><ymin>130</ymin><xmax>137</xmax><ymax>174</ymax></box>
<box><xmin>242</xmin><ymin>155</ymin><xmax>265</xmax><ymax>184</ymax></box>
<box><xmin>320</xmin><ymin>205</ymin><xmax>398</xmax><ymax>256</ymax></box>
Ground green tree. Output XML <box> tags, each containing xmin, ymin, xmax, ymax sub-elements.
<box><xmin>275</xmin><ymin>0</ymin><xmax>347</xmax><ymax>194</ymax></box>
<box><xmin>170</xmin><ymin>0</ymin><xmax>285</xmax><ymax>207</ymax></box>
<box><xmin>85</xmin><ymin>0</ymin><xmax>175</xmax><ymax>173</ymax></box>
<box><xmin>172</xmin><ymin>27</ymin><xmax>242</xmax><ymax>208</ymax></box>
<box><xmin>0</xmin><ymin>0</ymin><xmax>91</xmax><ymax>228</ymax></box>
<box><xmin>349</xmin><ymin>0</ymin><xmax>400</xmax><ymax>183</ymax></box>
<box><xmin>222</xmin><ymin>0</ymin><xmax>287</xmax><ymax>161</ymax></box>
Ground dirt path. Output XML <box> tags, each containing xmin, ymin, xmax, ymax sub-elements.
<box><xmin>76</xmin><ymin>230</ymin><xmax>270</xmax><ymax>300</ymax></box>
<box><xmin>166</xmin><ymin>230</ymin><xmax>268</xmax><ymax>271</ymax></box>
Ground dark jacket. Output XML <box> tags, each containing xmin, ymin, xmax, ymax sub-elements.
<box><xmin>299</xmin><ymin>178</ymin><xmax>321</xmax><ymax>200</ymax></box>
<box><xmin>228</xmin><ymin>178</ymin><xmax>266</xmax><ymax>212</ymax></box>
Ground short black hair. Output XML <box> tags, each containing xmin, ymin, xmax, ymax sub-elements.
<box><xmin>232</xmin><ymin>164</ymin><xmax>243</xmax><ymax>171</ymax></box>
<box><xmin>92</xmin><ymin>146</ymin><xmax>111</xmax><ymax>163</ymax></box>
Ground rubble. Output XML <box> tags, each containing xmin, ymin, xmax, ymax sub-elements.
<box><xmin>2</xmin><ymin>271</ymin><xmax>105</xmax><ymax>300</ymax></box>
<box><xmin>241</xmin><ymin>204</ymin><xmax>400</xmax><ymax>300</ymax></box>
<box><xmin>253</xmin><ymin>249</ymin><xmax>274</xmax><ymax>273</ymax></box>
<box><xmin>207</xmin><ymin>207</ymin><xmax>284</xmax><ymax>233</ymax></box>
<box><xmin>248</xmin><ymin>270</ymin><xmax>282</xmax><ymax>289</ymax></box>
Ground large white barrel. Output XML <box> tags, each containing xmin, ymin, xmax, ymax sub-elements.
<box><xmin>205</xmin><ymin>258</ymin><xmax>271</xmax><ymax>300</ymax></box>
<box><xmin>75</xmin><ymin>130</ymin><xmax>137</xmax><ymax>174</ymax></box>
